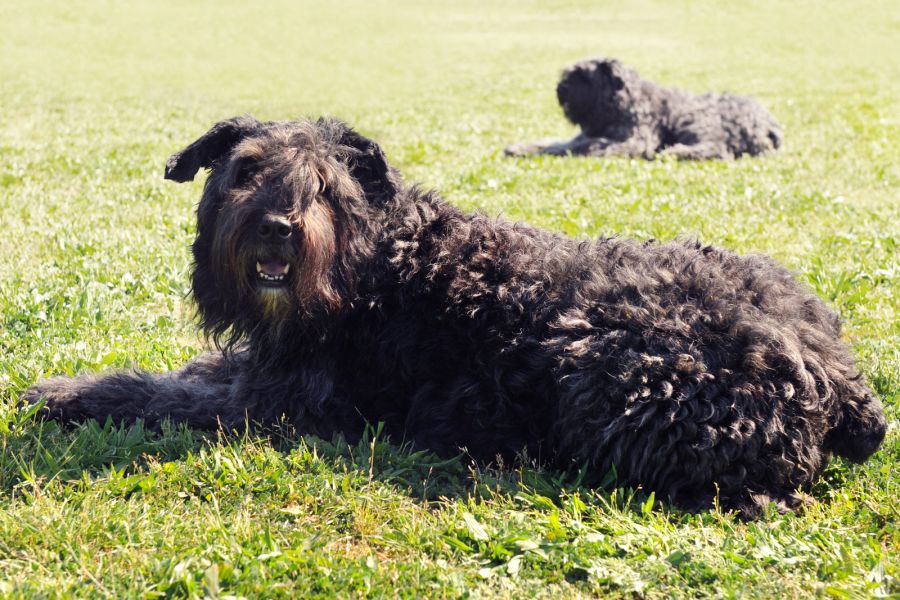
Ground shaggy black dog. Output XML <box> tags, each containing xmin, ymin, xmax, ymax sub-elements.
<box><xmin>24</xmin><ymin>117</ymin><xmax>885</xmax><ymax>518</ymax></box>
<box><xmin>505</xmin><ymin>58</ymin><xmax>783</xmax><ymax>160</ymax></box>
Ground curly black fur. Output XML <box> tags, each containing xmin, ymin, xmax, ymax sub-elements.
<box><xmin>24</xmin><ymin>116</ymin><xmax>884</xmax><ymax>518</ymax></box>
<box><xmin>506</xmin><ymin>58</ymin><xmax>783</xmax><ymax>160</ymax></box>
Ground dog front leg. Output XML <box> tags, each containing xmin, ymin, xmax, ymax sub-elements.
<box><xmin>504</xmin><ymin>137</ymin><xmax>584</xmax><ymax>157</ymax></box>
<box><xmin>21</xmin><ymin>352</ymin><xmax>247</xmax><ymax>430</ymax></box>
<box><xmin>506</xmin><ymin>133</ymin><xmax>656</xmax><ymax>159</ymax></box>
<box><xmin>532</xmin><ymin>133</ymin><xmax>657</xmax><ymax>159</ymax></box>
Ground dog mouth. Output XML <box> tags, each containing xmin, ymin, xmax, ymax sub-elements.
<box><xmin>255</xmin><ymin>260</ymin><xmax>291</xmax><ymax>287</ymax></box>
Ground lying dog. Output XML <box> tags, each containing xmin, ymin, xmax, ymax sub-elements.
<box><xmin>506</xmin><ymin>58</ymin><xmax>782</xmax><ymax>160</ymax></box>
<box><xmin>25</xmin><ymin>117</ymin><xmax>883</xmax><ymax>518</ymax></box>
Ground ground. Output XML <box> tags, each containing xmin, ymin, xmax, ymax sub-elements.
<box><xmin>0</xmin><ymin>1</ymin><xmax>897</xmax><ymax>597</ymax></box>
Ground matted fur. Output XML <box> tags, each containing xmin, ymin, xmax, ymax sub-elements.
<box><xmin>24</xmin><ymin>117</ymin><xmax>884</xmax><ymax>518</ymax></box>
<box><xmin>506</xmin><ymin>58</ymin><xmax>783</xmax><ymax>160</ymax></box>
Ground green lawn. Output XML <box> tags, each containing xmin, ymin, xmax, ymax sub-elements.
<box><xmin>1</xmin><ymin>1</ymin><xmax>897</xmax><ymax>597</ymax></box>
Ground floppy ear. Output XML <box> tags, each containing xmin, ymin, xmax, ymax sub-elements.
<box><xmin>164</xmin><ymin>116</ymin><xmax>264</xmax><ymax>183</ymax></box>
<box><xmin>598</xmin><ymin>60</ymin><xmax>625</xmax><ymax>91</ymax></box>
<box><xmin>331</xmin><ymin>121</ymin><xmax>400</xmax><ymax>202</ymax></box>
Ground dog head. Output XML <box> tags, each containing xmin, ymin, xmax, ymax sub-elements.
<box><xmin>165</xmin><ymin>116</ymin><xmax>399</xmax><ymax>347</ymax></box>
<box><xmin>556</xmin><ymin>58</ymin><xmax>639</xmax><ymax>137</ymax></box>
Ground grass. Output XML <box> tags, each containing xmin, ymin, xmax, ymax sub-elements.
<box><xmin>0</xmin><ymin>0</ymin><xmax>897</xmax><ymax>597</ymax></box>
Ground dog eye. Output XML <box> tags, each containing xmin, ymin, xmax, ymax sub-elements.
<box><xmin>235</xmin><ymin>166</ymin><xmax>254</xmax><ymax>185</ymax></box>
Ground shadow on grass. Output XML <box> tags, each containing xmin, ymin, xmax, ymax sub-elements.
<box><xmin>0</xmin><ymin>399</ymin><xmax>654</xmax><ymax>515</ymax></box>
<box><xmin>6</xmin><ymin>397</ymin><xmax>893</xmax><ymax>527</ymax></box>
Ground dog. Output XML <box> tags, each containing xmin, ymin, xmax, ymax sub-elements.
<box><xmin>505</xmin><ymin>58</ymin><xmax>783</xmax><ymax>160</ymax></box>
<box><xmin>24</xmin><ymin>116</ymin><xmax>884</xmax><ymax>518</ymax></box>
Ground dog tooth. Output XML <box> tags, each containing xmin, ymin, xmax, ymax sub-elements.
<box><xmin>256</xmin><ymin>262</ymin><xmax>262</xmax><ymax>273</ymax></box>
<box><xmin>283</xmin><ymin>264</ymin><xmax>290</xmax><ymax>274</ymax></box>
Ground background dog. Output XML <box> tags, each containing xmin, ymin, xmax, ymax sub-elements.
<box><xmin>506</xmin><ymin>58</ymin><xmax>783</xmax><ymax>160</ymax></box>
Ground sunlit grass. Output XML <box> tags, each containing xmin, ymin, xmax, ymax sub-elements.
<box><xmin>1</xmin><ymin>0</ymin><xmax>897</xmax><ymax>597</ymax></box>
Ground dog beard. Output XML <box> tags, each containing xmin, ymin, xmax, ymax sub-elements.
<box><xmin>256</xmin><ymin>285</ymin><xmax>293</xmax><ymax>321</ymax></box>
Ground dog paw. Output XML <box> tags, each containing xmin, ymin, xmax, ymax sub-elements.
<box><xmin>503</xmin><ymin>143</ymin><xmax>531</xmax><ymax>157</ymax></box>
<box><xmin>19</xmin><ymin>378</ymin><xmax>87</xmax><ymax>422</ymax></box>
<box><xmin>504</xmin><ymin>141</ymin><xmax>549</xmax><ymax>157</ymax></box>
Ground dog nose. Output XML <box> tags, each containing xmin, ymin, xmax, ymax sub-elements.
<box><xmin>257</xmin><ymin>214</ymin><xmax>292</xmax><ymax>240</ymax></box>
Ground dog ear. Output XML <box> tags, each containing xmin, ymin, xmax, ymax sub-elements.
<box><xmin>598</xmin><ymin>60</ymin><xmax>625</xmax><ymax>91</ymax></box>
<box><xmin>332</xmin><ymin>121</ymin><xmax>399</xmax><ymax>202</ymax></box>
<box><xmin>165</xmin><ymin>116</ymin><xmax>264</xmax><ymax>183</ymax></box>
